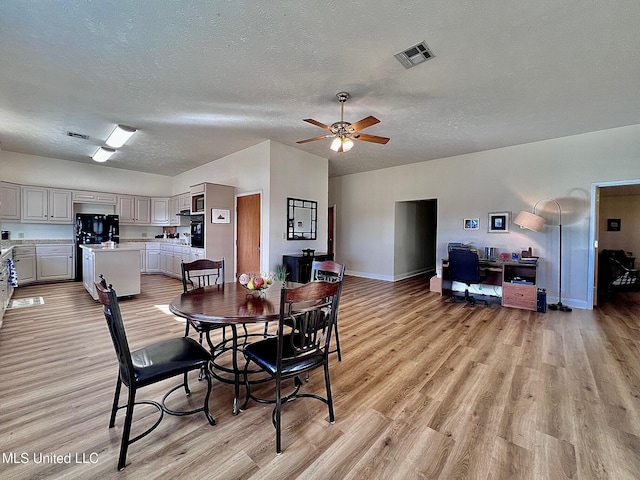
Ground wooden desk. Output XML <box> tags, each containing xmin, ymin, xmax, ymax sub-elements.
<box><xmin>441</xmin><ymin>259</ymin><xmax>539</xmax><ymax>310</ymax></box>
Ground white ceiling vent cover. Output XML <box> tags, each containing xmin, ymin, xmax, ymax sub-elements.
<box><xmin>394</xmin><ymin>41</ymin><xmax>435</xmax><ymax>69</ymax></box>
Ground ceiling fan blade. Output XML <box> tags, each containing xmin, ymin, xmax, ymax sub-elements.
<box><xmin>302</xmin><ymin>118</ymin><xmax>332</xmax><ymax>130</ymax></box>
<box><xmin>353</xmin><ymin>133</ymin><xmax>390</xmax><ymax>145</ymax></box>
<box><xmin>296</xmin><ymin>134</ymin><xmax>333</xmax><ymax>144</ymax></box>
<box><xmin>347</xmin><ymin>116</ymin><xmax>380</xmax><ymax>133</ymax></box>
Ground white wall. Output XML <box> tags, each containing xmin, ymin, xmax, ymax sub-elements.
<box><xmin>269</xmin><ymin>141</ymin><xmax>328</xmax><ymax>269</ymax></box>
<box><xmin>329</xmin><ymin>124</ymin><xmax>640</xmax><ymax>308</ymax></box>
<box><xmin>171</xmin><ymin>140</ymin><xmax>328</xmax><ymax>272</ymax></box>
<box><xmin>1</xmin><ymin>151</ymin><xmax>171</xmax><ymax>195</ymax></box>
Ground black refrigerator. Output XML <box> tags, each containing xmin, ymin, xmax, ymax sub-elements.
<box><xmin>74</xmin><ymin>214</ymin><xmax>119</xmax><ymax>280</ymax></box>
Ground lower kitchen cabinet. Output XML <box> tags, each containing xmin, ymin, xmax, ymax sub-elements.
<box><xmin>36</xmin><ymin>245</ymin><xmax>73</xmax><ymax>281</ymax></box>
<box><xmin>13</xmin><ymin>246</ymin><xmax>37</xmax><ymax>284</ymax></box>
<box><xmin>145</xmin><ymin>243</ymin><xmax>161</xmax><ymax>272</ymax></box>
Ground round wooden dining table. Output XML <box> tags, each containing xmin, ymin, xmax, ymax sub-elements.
<box><xmin>169</xmin><ymin>281</ymin><xmax>287</xmax><ymax>414</ymax></box>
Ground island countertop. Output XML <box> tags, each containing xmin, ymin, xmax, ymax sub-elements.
<box><xmin>79</xmin><ymin>244</ymin><xmax>144</xmax><ymax>252</ymax></box>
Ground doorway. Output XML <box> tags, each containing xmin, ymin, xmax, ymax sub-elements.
<box><xmin>589</xmin><ymin>179</ymin><xmax>640</xmax><ymax>307</ymax></box>
<box><xmin>236</xmin><ymin>192</ymin><xmax>261</xmax><ymax>277</ymax></box>
<box><xmin>394</xmin><ymin>199</ymin><xmax>437</xmax><ymax>280</ymax></box>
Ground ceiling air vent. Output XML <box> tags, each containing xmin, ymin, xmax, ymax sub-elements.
<box><xmin>394</xmin><ymin>41</ymin><xmax>435</xmax><ymax>69</ymax></box>
<box><xmin>67</xmin><ymin>131</ymin><xmax>90</xmax><ymax>140</ymax></box>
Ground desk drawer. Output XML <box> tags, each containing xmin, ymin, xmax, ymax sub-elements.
<box><xmin>502</xmin><ymin>283</ymin><xmax>537</xmax><ymax>310</ymax></box>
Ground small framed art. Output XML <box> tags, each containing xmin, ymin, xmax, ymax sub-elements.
<box><xmin>211</xmin><ymin>208</ymin><xmax>230</xmax><ymax>224</ymax></box>
<box><xmin>464</xmin><ymin>218</ymin><xmax>479</xmax><ymax>230</ymax></box>
<box><xmin>607</xmin><ymin>218</ymin><xmax>621</xmax><ymax>231</ymax></box>
<box><xmin>488</xmin><ymin>211</ymin><xmax>510</xmax><ymax>233</ymax></box>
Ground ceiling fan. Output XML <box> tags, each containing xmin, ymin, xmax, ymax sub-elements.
<box><xmin>296</xmin><ymin>92</ymin><xmax>390</xmax><ymax>153</ymax></box>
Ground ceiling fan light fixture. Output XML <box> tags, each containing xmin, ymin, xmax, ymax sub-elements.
<box><xmin>330</xmin><ymin>137</ymin><xmax>354</xmax><ymax>153</ymax></box>
<box><xmin>92</xmin><ymin>147</ymin><xmax>116</xmax><ymax>162</ymax></box>
<box><xmin>105</xmin><ymin>124</ymin><xmax>137</xmax><ymax>148</ymax></box>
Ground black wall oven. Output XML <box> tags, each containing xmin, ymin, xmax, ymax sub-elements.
<box><xmin>190</xmin><ymin>215</ymin><xmax>204</xmax><ymax>248</ymax></box>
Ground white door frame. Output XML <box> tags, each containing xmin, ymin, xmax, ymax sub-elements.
<box><xmin>588</xmin><ymin>178</ymin><xmax>640</xmax><ymax>307</ymax></box>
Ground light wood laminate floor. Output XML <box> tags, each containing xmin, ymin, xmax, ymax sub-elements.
<box><xmin>0</xmin><ymin>275</ymin><xmax>639</xmax><ymax>479</ymax></box>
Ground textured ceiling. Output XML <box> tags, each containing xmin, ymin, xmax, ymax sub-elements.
<box><xmin>1</xmin><ymin>1</ymin><xmax>639</xmax><ymax>178</ymax></box>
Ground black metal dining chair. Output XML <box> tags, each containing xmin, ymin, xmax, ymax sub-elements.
<box><xmin>95</xmin><ymin>276</ymin><xmax>215</xmax><ymax>471</ymax></box>
<box><xmin>181</xmin><ymin>258</ymin><xmax>225</xmax><ymax>344</ymax></box>
<box><xmin>309</xmin><ymin>260</ymin><xmax>346</xmax><ymax>360</ymax></box>
<box><xmin>242</xmin><ymin>280</ymin><xmax>343</xmax><ymax>454</ymax></box>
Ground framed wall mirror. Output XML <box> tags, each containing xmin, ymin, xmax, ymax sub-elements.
<box><xmin>287</xmin><ymin>197</ymin><xmax>317</xmax><ymax>240</ymax></box>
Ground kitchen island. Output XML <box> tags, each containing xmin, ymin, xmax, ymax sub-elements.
<box><xmin>80</xmin><ymin>245</ymin><xmax>141</xmax><ymax>300</ymax></box>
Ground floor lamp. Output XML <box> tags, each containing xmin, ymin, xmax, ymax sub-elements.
<box><xmin>513</xmin><ymin>198</ymin><xmax>572</xmax><ymax>312</ymax></box>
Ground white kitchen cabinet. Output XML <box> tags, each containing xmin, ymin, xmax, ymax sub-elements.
<box><xmin>151</xmin><ymin>197</ymin><xmax>170</xmax><ymax>225</ymax></box>
<box><xmin>82</xmin><ymin>247</ymin><xmax>94</xmax><ymax>293</ymax></box>
<box><xmin>169</xmin><ymin>195</ymin><xmax>180</xmax><ymax>225</ymax></box>
<box><xmin>145</xmin><ymin>243</ymin><xmax>161</xmax><ymax>273</ymax></box>
<box><xmin>0</xmin><ymin>249</ymin><xmax>14</xmax><ymax>327</ymax></box>
<box><xmin>72</xmin><ymin>190</ymin><xmax>117</xmax><ymax>204</ymax></box>
<box><xmin>172</xmin><ymin>246</ymin><xmax>191</xmax><ymax>277</ymax></box>
<box><xmin>22</xmin><ymin>186</ymin><xmax>73</xmax><ymax>223</ymax></box>
<box><xmin>80</xmin><ymin>245</ymin><xmax>140</xmax><ymax>300</ymax></box>
<box><xmin>190</xmin><ymin>247</ymin><xmax>205</xmax><ymax>262</ymax></box>
<box><xmin>160</xmin><ymin>244</ymin><xmax>173</xmax><ymax>275</ymax></box>
<box><xmin>178</xmin><ymin>193</ymin><xmax>191</xmax><ymax>211</ymax></box>
<box><xmin>13</xmin><ymin>246</ymin><xmax>36</xmax><ymax>284</ymax></box>
<box><xmin>36</xmin><ymin>245</ymin><xmax>73</xmax><ymax>281</ymax></box>
<box><xmin>1</xmin><ymin>182</ymin><xmax>21</xmax><ymax>220</ymax></box>
<box><xmin>118</xmin><ymin>195</ymin><xmax>151</xmax><ymax>225</ymax></box>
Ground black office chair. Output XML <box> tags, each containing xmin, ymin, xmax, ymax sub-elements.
<box><xmin>95</xmin><ymin>276</ymin><xmax>215</xmax><ymax>471</ymax></box>
<box><xmin>181</xmin><ymin>258</ymin><xmax>226</xmax><ymax>344</ymax></box>
<box><xmin>448</xmin><ymin>250</ymin><xmax>487</xmax><ymax>306</ymax></box>
<box><xmin>242</xmin><ymin>280</ymin><xmax>343</xmax><ymax>454</ymax></box>
<box><xmin>309</xmin><ymin>260</ymin><xmax>346</xmax><ymax>361</ymax></box>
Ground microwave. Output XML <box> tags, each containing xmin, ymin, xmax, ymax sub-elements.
<box><xmin>193</xmin><ymin>194</ymin><xmax>205</xmax><ymax>213</ymax></box>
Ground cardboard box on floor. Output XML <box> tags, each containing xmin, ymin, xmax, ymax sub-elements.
<box><xmin>429</xmin><ymin>276</ymin><xmax>441</xmax><ymax>293</ymax></box>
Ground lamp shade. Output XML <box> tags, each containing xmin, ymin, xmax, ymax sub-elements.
<box><xmin>105</xmin><ymin>125</ymin><xmax>137</xmax><ymax>148</ymax></box>
<box><xmin>514</xmin><ymin>210</ymin><xmax>545</xmax><ymax>232</ymax></box>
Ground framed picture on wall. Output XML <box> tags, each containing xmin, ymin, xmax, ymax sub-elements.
<box><xmin>211</xmin><ymin>208</ymin><xmax>230</xmax><ymax>224</ymax></box>
<box><xmin>488</xmin><ymin>211</ymin><xmax>510</xmax><ymax>233</ymax></box>
<box><xmin>464</xmin><ymin>218</ymin><xmax>479</xmax><ymax>230</ymax></box>
<box><xmin>607</xmin><ymin>218</ymin><xmax>621</xmax><ymax>231</ymax></box>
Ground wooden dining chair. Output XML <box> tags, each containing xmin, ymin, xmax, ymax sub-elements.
<box><xmin>95</xmin><ymin>276</ymin><xmax>215</xmax><ymax>470</ymax></box>
<box><xmin>309</xmin><ymin>260</ymin><xmax>346</xmax><ymax>361</ymax></box>
<box><xmin>242</xmin><ymin>280</ymin><xmax>343</xmax><ymax>454</ymax></box>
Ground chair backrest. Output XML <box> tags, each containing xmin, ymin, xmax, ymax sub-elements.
<box><xmin>448</xmin><ymin>250</ymin><xmax>481</xmax><ymax>285</ymax></box>
<box><xmin>181</xmin><ymin>258</ymin><xmax>225</xmax><ymax>293</ymax></box>
<box><xmin>278</xmin><ymin>281</ymin><xmax>342</xmax><ymax>362</ymax></box>
<box><xmin>94</xmin><ymin>277</ymin><xmax>135</xmax><ymax>386</ymax></box>
<box><xmin>309</xmin><ymin>260</ymin><xmax>346</xmax><ymax>283</ymax></box>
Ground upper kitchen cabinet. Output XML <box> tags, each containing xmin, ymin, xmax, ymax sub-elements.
<box><xmin>21</xmin><ymin>186</ymin><xmax>73</xmax><ymax>223</ymax></box>
<box><xmin>169</xmin><ymin>195</ymin><xmax>180</xmax><ymax>225</ymax></box>
<box><xmin>118</xmin><ymin>195</ymin><xmax>151</xmax><ymax>225</ymax></box>
<box><xmin>178</xmin><ymin>193</ymin><xmax>191</xmax><ymax>212</ymax></box>
<box><xmin>0</xmin><ymin>182</ymin><xmax>21</xmax><ymax>221</ymax></box>
<box><xmin>72</xmin><ymin>190</ymin><xmax>117</xmax><ymax>204</ymax></box>
<box><xmin>150</xmin><ymin>197</ymin><xmax>170</xmax><ymax>225</ymax></box>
